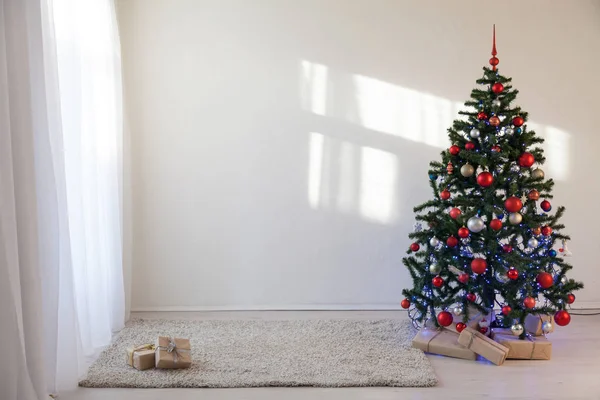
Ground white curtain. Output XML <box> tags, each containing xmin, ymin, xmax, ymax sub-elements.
<box><xmin>0</xmin><ymin>0</ymin><xmax>125</xmax><ymax>398</ymax></box>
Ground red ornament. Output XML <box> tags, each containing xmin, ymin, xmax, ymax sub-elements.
<box><xmin>477</xmin><ymin>112</ymin><xmax>488</xmax><ymax>120</ymax></box>
<box><xmin>489</xmin><ymin>219</ymin><xmax>503</xmax><ymax>231</ymax></box>
<box><xmin>458</xmin><ymin>273</ymin><xmax>470</xmax><ymax>284</ymax></box>
<box><xmin>541</xmin><ymin>225</ymin><xmax>553</xmax><ymax>236</ymax></box>
<box><xmin>501</xmin><ymin>305</ymin><xmax>512</xmax><ymax>316</ymax></box>
<box><xmin>518</xmin><ymin>152</ymin><xmax>535</xmax><ymax>168</ymax></box>
<box><xmin>446</xmin><ymin>162</ymin><xmax>454</xmax><ymax>175</ymax></box>
<box><xmin>536</xmin><ymin>272</ymin><xmax>554</xmax><ymax>289</ymax></box>
<box><xmin>449</xmin><ymin>208</ymin><xmax>462</xmax><ymax>219</ymax></box>
<box><xmin>567</xmin><ymin>293</ymin><xmax>576</xmax><ymax>304</ymax></box>
<box><xmin>491</xmin><ymin>145</ymin><xmax>501</xmax><ymax>152</ymax></box>
<box><xmin>432</xmin><ymin>276</ymin><xmax>444</xmax><ymax>288</ymax></box>
<box><xmin>470</xmin><ymin>258</ymin><xmax>487</xmax><ymax>274</ymax></box>
<box><xmin>479</xmin><ymin>327</ymin><xmax>489</xmax><ymax>334</ymax></box>
<box><xmin>507</xmin><ymin>268</ymin><xmax>519</xmax><ymax>280</ymax></box>
<box><xmin>437</xmin><ymin>311</ymin><xmax>453</xmax><ymax>327</ymax></box>
<box><xmin>455</xmin><ymin>322</ymin><xmax>467</xmax><ymax>333</ymax></box>
<box><xmin>502</xmin><ymin>245</ymin><xmax>513</xmax><ymax>253</ymax></box>
<box><xmin>491</xmin><ymin>82</ymin><xmax>504</xmax><ymax>94</ymax></box>
<box><xmin>446</xmin><ymin>236</ymin><xmax>459</xmax><ymax>248</ymax></box>
<box><xmin>477</xmin><ymin>171</ymin><xmax>494</xmax><ymax>187</ymax></box>
<box><xmin>458</xmin><ymin>227</ymin><xmax>470</xmax><ymax>238</ymax></box>
<box><xmin>489</xmin><ymin>116</ymin><xmax>500</xmax><ymax>126</ymax></box>
<box><xmin>523</xmin><ymin>296</ymin><xmax>536</xmax><ymax>309</ymax></box>
<box><xmin>465</xmin><ymin>141</ymin><xmax>475</xmax><ymax>150</ymax></box>
<box><xmin>504</xmin><ymin>196</ymin><xmax>523</xmax><ymax>213</ymax></box>
<box><xmin>554</xmin><ymin>310</ymin><xmax>571</xmax><ymax>326</ymax></box>
<box><xmin>400</xmin><ymin>299</ymin><xmax>410</xmax><ymax>309</ymax></box>
<box><xmin>541</xmin><ymin>200</ymin><xmax>552</xmax><ymax>212</ymax></box>
<box><xmin>513</xmin><ymin>116</ymin><xmax>524</xmax><ymax>127</ymax></box>
<box><xmin>489</xmin><ymin>56</ymin><xmax>499</xmax><ymax>68</ymax></box>
<box><xmin>528</xmin><ymin>189</ymin><xmax>540</xmax><ymax>200</ymax></box>
<box><xmin>440</xmin><ymin>189</ymin><xmax>451</xmax><ymax>200</ymax></box>
<box><xmin>449</xmin><ymin>145</ymin><xmax>460</xmax><ymax>155</ymax></box>
<box><xmin>466</xmin><ymin>293</ymin><xmax>476</xmax><ymax>302</ymax></box>
<box><xmin>410</xmin><ymin>243</ymin><xmax>420</xmax><ymax>252</ymax></box>
<box><xmin>532</xmin><ymin>226</ymin><xmax>542</xmax><ymax>236</ymax></box>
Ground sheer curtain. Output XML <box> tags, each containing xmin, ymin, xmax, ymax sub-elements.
<box><xmin>0</xmin><ymin>0</ymin><xmax>125</xmax><ymax>398</ymax></box>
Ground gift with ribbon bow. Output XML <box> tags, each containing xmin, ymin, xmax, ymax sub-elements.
<box><xmin>412</xmin><ymin>328</ymin><xmax>477</xmax><ymax>360</ymax></box>
<box><xmin>155</xmin><ymin>336</ymin><xmax>192</xmax><ymax>369</ymax></box>
<box><xmin>126</xmin><ymin>344</ymin><xmax>156</xmax><ymax>370</ymax></box>
<box><xmin>490</xmin><ymin>328</ymin><xmax>552</xmax><ymax>360</ymax></box>
<box><xmin>523</xmin><ymin>313</ymin><xmax>554</xmax><ymax>336</ymax></box>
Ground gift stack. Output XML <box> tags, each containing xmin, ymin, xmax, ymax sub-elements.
<box><xmin>126</xmin><ymin>336</ymin><xmax>192</xmax><ymax>371</ymax></box>
<box><xmin>412</xmin><ymin>307</ymin><xmax>552</xmax><ymax>365</ymax></box>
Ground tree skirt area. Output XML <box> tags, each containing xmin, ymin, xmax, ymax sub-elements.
<box><xmin>79</xmin><ymin>318</ymin><xmax>437</xmax><ymax>388</ymax></box>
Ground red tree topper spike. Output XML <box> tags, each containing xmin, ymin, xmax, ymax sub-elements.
<box><xmin>489</xmin><ymin>24</ymin><xmax>499</xmax><ymax>70</ymax></box>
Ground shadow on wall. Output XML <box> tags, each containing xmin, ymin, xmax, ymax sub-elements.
<box><xmin>299</xmin><ymin>59</ymin><xmax>571</xmax><ymax>226</ymax></box>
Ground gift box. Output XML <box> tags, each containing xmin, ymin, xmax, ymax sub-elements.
<box><xmin>155</xmin><ymin>336</ymin><xmax>192</xmax><ymax>369</ymax></box>
<box><xmin>491</xmin><ymin>328</ymin><xmax>552</xmax><ymax>360</ymax></box>
<box><xmin>126</xmin><ymin>344</ymin><xmax>156</xmax><ymax>371</ymax></box>
<box><xmin>412</xmin><ymin>328</ymin><xmax>477</xmax><ymax>361</ymax></box>
<box><xmin>458</xmin><ymin>327</ymin><xmax>509</xmax><ymax>365</ymax></box>
<box><xmin>524</xmin><ymin>313</ymin><xmax>554</xmax><ymax>336</ymax></box>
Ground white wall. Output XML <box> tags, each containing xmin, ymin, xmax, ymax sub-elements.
<box><xmin>117</xmin><ymin>0</ymin><xmax>600</xmax><ymax>311</ymax></box>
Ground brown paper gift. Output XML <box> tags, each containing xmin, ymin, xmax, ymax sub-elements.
<box><xmin>491</xmin><ymin>329</ymin><xmax>552</xmax><ymax>360</ymax></box>
<box><xmin>155</xmin><ymin>337</ymin><xmax>192</xmax><ymax>369</ymax></box>
<box><xmin>126</xmin><ymin>344</ymin><xmax>156</xmax><ymax>370</ymax></box>
<box><xmin>524</xmin><ymin>313</ymin><xmax>554</xmax><ymax>336</ymax></box>
<box><xmin>412</xmin><ymin>328</ymin><xmax>477</xmax><ymax>360</ymax></box>
<box><xmin>458</xmin><ymin>327</ymin><xmax>509</xmax><ymax>365</ymax></box>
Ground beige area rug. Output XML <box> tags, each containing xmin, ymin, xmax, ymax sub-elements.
<box><xmin>79</xmin><ymin>318</ymin><xmax>437</xmax><ymax>388</ymax></box>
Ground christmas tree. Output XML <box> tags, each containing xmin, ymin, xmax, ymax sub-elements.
<box><xmin>400</xmin><ymin>27</ymin><xmax>583</xmax><ymax>339</ymax></box>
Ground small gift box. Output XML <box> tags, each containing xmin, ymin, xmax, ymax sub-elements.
<box><xmin>412</xmin><ymin>328</ymin><xmax>477</xmax><ymax>361</ymax></box>
<box><xmin>458</xmin><ymin>327</ymin><xmax>509</xmax><ymax>365</ymax></box>
<box><xmin>126</xmin><ymin>344</ymin><xmax>156</xmax><ymax>370</ymax></box>
<box><xmin>155</xmin><ymin>337</ymin><xmax>192</xmax><ymax>369</ymax></box>
<box><xmin>490</xmin><ymin>328</ymin><xmax>552</xmax><ymax>360</ymax></box>
<box><xmin>524</xmin><ymin>313</ymin><xmax>554</xmax><ymax>336</ymax></box>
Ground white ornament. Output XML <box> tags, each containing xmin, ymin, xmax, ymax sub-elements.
<box><xmin>430</xmin><ymin>237</ymin><xmax>440</xmax><ymax>247</ymax></box>
<box><xmin>542</xmin><ymin>321</ymin><xmax>553</xmax><ymax>334</ymax></box>
<box><xmin>470</xmin><ymin>128</ymin><xmax>481</xmax><ymax>139</ymax></box>
<box><xmin>528</xmin><ymin>237</ymin><xmax>539</xmax><ymax>248</ymax></box>
<box><xmin>496</xmin><ymin>270</ymin><xmax>509</xmax><ymax>283</ymax></box>
<box><xmin>505</xmin><ymin>127</ymin><xmax>514</xmax><ymax>135</ymax></box>
<box><xmin>452</xmin><ymin>306</ymin><xmax>464</xmax><ymax>316</ymax></box>
<box><xmin>492</xmin><ymin>99</ymin><xmax>501</xmax><ymax>108</ymax></box>
<box><xmin>509</xmin><ymin>213</ymin><xmax>523</xmax><ymax>225</ymax></box>
<box><xmin>560</xmin><ymin>275</ymin><xmax>568</xmax><ymax>285</ymax></box>
<box><xmin>479</xmin><ymin>318</ymin><xmax>490</xmax><ymax>328</ymax></box>
<box><xmin>511</xmin><ymin>323</ymin><xmax>524</xmax><ymax>336</ymax></box>
<box><xmin>467</xmin><ymin>216</ymin><xmax>485</xmax><ymax>233</ymax></box>
<box><xmin>561</xmin><ymin>239</ymin><xmax>573</xmax><ymax>256</ymax></box>
<box><xmin>429</xmin><ymin>263</ymin><xmax>441</xmax><ymax>275</ymax></box>
<box><xmin>460</xmin><ymin>163</ymin><xmax>475</xmax><ymax>177</ymax></box>
<box><xmin>413</xmin><ymin>222</ymin><xmax>423</xmax><ymax>232</ymax></box>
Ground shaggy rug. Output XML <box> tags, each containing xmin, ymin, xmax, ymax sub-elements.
<box><xmin>79</xmin><ymin>318</ymin><xmax>437</xmax><ymax>388</ymax></box>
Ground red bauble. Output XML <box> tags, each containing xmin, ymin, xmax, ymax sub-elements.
<box><xmin>400</xmin><ymin>299</ymin><xmax>410</xmax><ymax>309</ymax></box>
<box><xmin>410</xmin><ymin>243</ymin><xmax>420</xmax><ymax>252</ymax></box>
<box><xmin>489</xmin><ymin>219</ymin><xmax>503</xmax><ymax>231</ymax></box>
<box><xmin>432</xmin><ymin>276</ymin><xmax>444</xmax><ymax>288</ymax></box>
<box><xmin>541</xmin><ymin>225</ymin><xmax>553</xmax><ymax>236</ymax></box>
<box><xmin>479</xmin><ymin>327</ymin><xmax>489</xmax><ymax>334</ymax></box>
<box><xmin>449</xmin><ymin>208</ymin><xmax>462</xmax><ymax>219</ymax></box>
<box><xmin>489</xmin><ymin>116</ymin><xmax>500</xmax><ymax>127</ymax></box>
<box><xmin>458</xmin><ymin>227</ymin><xmax>470</xmax><ymax>238</ymax></box>
<box><xmin>528</xmin><ymin>189</ymin><xmax>540</xmax><ymax>200</ymax></box>
<box><xmin>554</xmin><ymin>310</ymin><xmax>571</xmax><ymax>326</ymax></box>
<box><xmin>458</xmin><ymin>273</ymin><xmax>470</xmax><ymax>284</ymax></box>
<box><xmin>491</xmin><ymin>82</ymin><xmax>504</xmax><ymax>94</ymax></box>
<box><xmin>466</xmin><ymin>293</ymin><xmax>476</xmax><ymax>302</ymax></box>
<box><xmin>491</xmin><ymin>145</ymin><xmax>501</xmax><ymax>152</ymax></box>
<box><xmin>532</xmin><ymin>226</ymin><xmax>542</xmax><ymax>236</ymax></box>
<box><xmin>518</xmin><ymin>152</ymin><xmax>535</xmax><ymax>168</ymax></box>
<box><xmin>507</xmin><ymin>268</ymin><xmax>519</xmax><ymax>280</ymax></box>
<box><xmin>536</xmin><ymin>272</ymin><xmax>554</xmax><ymax>289</ymax></box>
<box><xmin>440</xmin><ymin>189</ymin><xmax>451</xmax><ymax>200</ymax></box>
<box><xmin>523</xmin><ymin>296</ymin><xmax>536</xmax><ymax>309</ymax></box>
<box><xmin>455</xmin><ymin>322</ymin><xmax>467</xmax><ymax>333</ymax></box>
<box><xmin>489</xmin><ymin>56</ymin><xmax>499</xmax><ymax>67</ymax></box>
<box><xmin>477</xmin><ymin>112</ymin><xmax>488</xmax><ymax>120</ymax></box>
<box><xmin>501</xmin><ymin>305</ymin><xmax>512</xmax><ymax>316</ymax></box>
<box><xmin>504</xmin><ymin>196</ymin><xmax>523</xmax><ymax>213</ymax></box>
<box><xmin>449</xmin><ymin>145</ymin><xmax>460</xmax><ymax>155</ymax></box>
<box><xmin>477</xmin><ymin>171</ymin><xmax>494</xmax><ymax>187</ymax></box>
<box><xmin>437</xmin><ymin>311</ymin><xmax>453</xmax><ymax>327</ymax></box>
<box><xmin>541</xmin><ymin>200</ymin><xmax>552</xmax><ymax>212</ymax></box>
<box><xmin>465</xmin><ymin>141</ymin><xmax>475</xmax><ymax>150</ymax></box>
<box><xmin>470</xmin><ymin>258</ymin><xmax>487</xmax><ymax>274</ymax></box>
<box><xmin>567</xmin><ymin>293</ymin><xmax>576</xmax><ymax>304</ymax></box>
<box><xmin>513</xmin><ymin>116</ymin><xmax>524</xmax><ymax>127</ymax></box>
<box><xmin>502</xmin><ymin>245</ymin><xmax>513</xmax><ymax>253</ymax></box>
<box><xmin>446</xmin><ymin>236</ymin><xmax>459</xmax><ymax>248</ymax></box>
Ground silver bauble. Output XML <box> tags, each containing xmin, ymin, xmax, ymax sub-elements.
<box><xmin>496</xmin><ymin>270</ymin><xmax>510</xmax><ymax>283</ymax></box>
<box><xmin>467</xmin><ymin>216</ymin><xmax>485</xmax><ymax>233</ymax></box>
<box><xmin>542</xmin><ymin>321</ymin><xmax>553</xmax><ymax>334</ymax></box>
<box><xmin>460</xmin><ymin>163</ymin><xmax>475</xmax><ymax>177</ymax></box>
<box><xmin>470</xmin><ymin>128</ymin><xmax>481</xmax><ymax>139</ymax></box>
<box><xmin>429</xmin><ymin>237</ymin><xmax>440</xmax><ymax>247</ymax></box>
<box><xmin>509</xmin><ymin>212</ymin><xmax>523</xmax><ymax>225</ymax></box>
<box><xmin>511</xmin><ymin>323</ymin><xmax>524</xmax><ymax>336</ymax></box>
<box><xmin>505</xmin><ymin>127</ymin><xmax>514</xmax><ymax>135</ymax></box>
<box><xmin>429</xmin><ymin>263</ymin><xmax>441</xmax><ymax>275</ymax></box>
<box><xmin>492</xmin><ymin>99</ymin><xmax>501</xmax><ymax>108</ymax></box>
<box><xmin>560</xmin><ymin>275</ymin><xmax>568</xmax><ymax>285</ymax></box>
<box><xmin>528</xmin><ymin>237</ymin><xmax>539</xmax><ymax>248</ymax></box>
<box><xmin>531</xmin><ymin>168</ymin><xmax>545</xmax><ymax>179</ymax></box>
<box><xmin>452</xmin><ymin>305</ymin><xmax>464</xmax><ymax>316</ymax></box>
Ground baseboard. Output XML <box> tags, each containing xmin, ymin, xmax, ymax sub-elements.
<box><xmin>130</xmin><ymin>302</ymin><xmax>600</xmax><ymax>312</ymax></box>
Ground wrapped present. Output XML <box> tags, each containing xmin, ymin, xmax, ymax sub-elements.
<box><xmin>155</xmin><ymin>337</ymin><xmax>192</xmax><ymax>369</ymax></box>
<box><xmin>458</xmin><ymin>327</ymin><xmax>509</xmax><ymax>365</ymax></box>
<box><xmin>126</xmin><ymin>344</ymin><xmax>156</xmax><ymax>371</ymax></box>
<box><xmin>491</xmin><ymin>328</ymin><xmax>552</xmax><ymax>360</ymax></box>
<box><xmin>524</xmin><ymin>313</ymin><xmax>554</xmax><ymax>336</ymax></box>
<box><xmin>412</xmin><ymin>328</ymin><xmax>477</xmax><ymax>361</ymax></box>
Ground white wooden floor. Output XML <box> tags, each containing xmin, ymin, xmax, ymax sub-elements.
<box><xmin>62</xmin><ymin>311</ymin><xmax>600</xmax><ymax>400</ymax></box>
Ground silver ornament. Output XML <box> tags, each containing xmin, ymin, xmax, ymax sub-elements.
<box><xmin>429</xmin><ymin>237</ymin><xmax>440</xmax><ymax>247</ymax></box>
<box><xmin>560</xmin><ymin>275</ymin><xmax>568</xmax><ymax>285</ymax></box>
<box><xmin>429</xmin><ymin>263</ymin><xmax>441</xmax><ymax>275</ymax></box>
<box><xmin>542</xmin><ymin>321</ymin><xmax>553</xmax><ymax>334</ymax></box>
<box><xmin>460</xmin><ymin>163</ymin><xmax>475</xmax><ymax>177</ymax></box>
<box><xmin>531</xmin><ymin>168</ymin><xmax>545</xmax><ymax>179</ymax></box>
<box><xmin>470</xmin><ymin>128</ymin><xmax>481</xmax><ymax>139</ymax></box>
<box><xmin>452</xmin><ymin>305</ymin><xmax>464</xmax><ymax>316</ymax></box>
<box><xmin>467</xmin><ymin>216</ymin><xmax>485</xmax><ymax>233</ymax></box>
<box><xmin>528</xmin><ymin>237</ymin><xmax>539</xmax><ymax>248</ymax></box>
<box><xmin>509</xmin><ymin>212</ymin><xmax>523</xmax><ymax>225</ymax></box>
<box><xmin>492</xmin><ymin>99</ymin><xmax>501</xmax><ymax>108</ymax></box>
<box><xmin>496</xmin><ymin>270</ymin><xmax>509</xmax><ymax>283</ymax></box>
<box><xmin>511</xmin><ymin>323</ymin><xmax>524</xmax><ymax>336</ymax></box>
<box><xmin>505</xmin><ymin>127</ymin><xmax>514</xmax><ymax>135</ymax></box>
